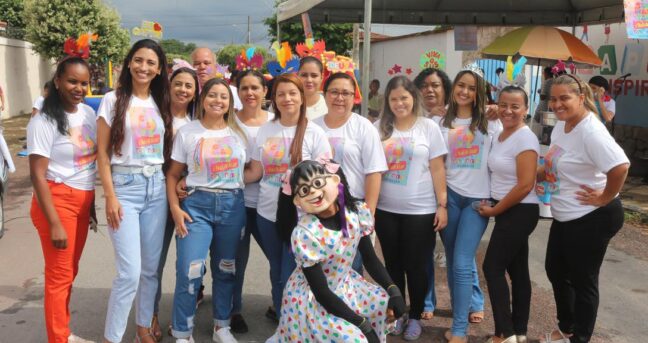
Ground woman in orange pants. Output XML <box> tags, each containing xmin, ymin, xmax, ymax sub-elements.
<box><xmin>28</xmin><ymin>56</ymin><xmax>97</xmax><ymax>343</ymax></box>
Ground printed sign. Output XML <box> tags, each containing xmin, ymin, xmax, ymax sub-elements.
<box><xmin>132</xmin><ymin>21</ymin><xmax>163</xmax><ymax>40</ymax></box>
<box><xmin>420</xmin><ymin>49</ymin><xmax>446</xmax><ymax>70</ymax></box>
<box><xmin>624</xmin><ymin>0</ymin><xmax>648</xmax><ymax>39</ymax></box>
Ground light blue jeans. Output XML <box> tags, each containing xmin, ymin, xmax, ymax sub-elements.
<box><xmin>256</xmin><ymin>214</ymin><xmax>296</xmax><ymax>313</ymax></box>
<box><xmin>440</xmin><ymin>187</ymin><xmax>488</xmax><ymax>337</ymax></box>
<box><xmin>232</xmin><ymin>207</ymin><xmax>260</xmax><ymax>315</ymax></box>
<box><xmin>171</xmin><ymin>189</ymin><xmax>245</xmax><ymax>338</ymax></box>
<box><xmin>104</xmin><ymin>171</ymin><xmax>167</xmax><ymax>343</ymax></box>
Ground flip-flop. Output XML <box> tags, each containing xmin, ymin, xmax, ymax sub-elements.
<box><xmin>542</xmin><ymin>329</ymin><xmax>571</xmax><ymax>343</ymax></box>
<box><xmin>469</xmin><ymin>311</ymin><xmax>484</xmax><ymax>323</ymax></box>
<box><xmin>421</xmin><ymin>311</ymin><xmax>434</xmax><ymax>320</ymax></box>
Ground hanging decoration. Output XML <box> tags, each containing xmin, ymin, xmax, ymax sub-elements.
<box><xmin>63</xmin><ymin>33</ymin><xmax>98</xmax><ymax>59</ymax></box>
<box><xmin>235</xmin><ymin>47</ymin><xmax>264</xmax><ymax>71</ymax></box>
<box><xmin>267</xmin><ymin>42</ymin><xmax>300</xmax><ymax>77</ymax></box>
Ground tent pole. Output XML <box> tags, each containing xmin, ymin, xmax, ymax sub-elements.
<box><xmin>534</xmin><ymin>58</ymin><xmax>541</xmax><ymax>103</ymax></box>
<box><xmin>361</xmin><ymin>0</ymin><xmax>372</xmax><ymax>117</ymax></box>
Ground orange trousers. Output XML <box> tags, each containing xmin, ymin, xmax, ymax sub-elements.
<box><xmin>30</xmin><ymin>181</ymin><xmax>94</xmax><ymax>343</ymax></box>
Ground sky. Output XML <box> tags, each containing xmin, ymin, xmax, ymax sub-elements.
<box><xmin>102</xmin><ymin>0</ymin><xmax>433</xmax><ymax>50</ymax></box>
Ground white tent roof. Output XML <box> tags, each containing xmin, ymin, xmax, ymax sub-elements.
<box><xmin>278</xmin><ymin>0</ymin><xmax>624</xmax><ymax>26</ymax></box>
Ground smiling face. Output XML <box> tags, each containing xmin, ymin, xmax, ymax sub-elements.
<box><xmin>497</xmin><ymin>91</ymin><xmax>528</xmax><ymax>130</ymax></box>
<box><xmin>324</xmin><ymin>78</ymin><xmax>355</xmax><ymax>117</ymax></box>
<box><xmin>419</xmin><ymin>73</ymin><xmax>445</xmax><ymax>111</ymax></box>
<box><xmin>238</xmin><ymin>74</ymin><xmax>267</xmax><ymax>110</ymax></box>
<box><xmin>292</xmin><ymin>172</ymin><xmax>340</xmax><ymax>215</ymax></box>
<box><xmin>274</xmin><ymin>81</ymin><xmax>303</xmax><ymax>119</ymax></box>
<box><xmin>549</xmin><ymin>84</ymin><xmax>584</xmax><ymax>121</ymax></box>
<box><xmin>55</xmin><ymin>63</ymin><xmax>90</xmax><ymax>111</ymax></box>
<box><xmin>170</xmin><ymin>72</ymin><xmax>197</xmax><ymax>108</ymax></box>
<box><xmin>298</xmin><ymin>61</ymin><xmax>323</xmax><ymax>96</ymax></box>
<box><xmin>388</xmin><ymin>86</ymin><xmax>415</xmax><ymax>120</ymax></box>
<box><xmin>452</xmin><ymin>73</ymin><xmax>477</xmax><ymax>108</ymax></box>
<box><xmin>202</xmin><ymin>83</ymin><xmax>230</xmax><ymax>120</ymax></box>
<box><xmin>128</xmin><ymin>48</ymin><xmax>161</xmax><ymax>86</ymax></box>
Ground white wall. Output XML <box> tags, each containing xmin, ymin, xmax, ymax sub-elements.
<box><xmin>0</xmin><ymin>37</ymin><xmax>54</xmax><ymax>119</ymax></box>
<box><xmin>365</xmin><ymin>30</ymin><xmax>463</xmax><ymax>90</ymax></box>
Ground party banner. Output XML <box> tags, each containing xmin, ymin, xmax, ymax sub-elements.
<box><xmin>132</xmin><ymin>20</ymin><xmax>163</xmax><ymax>40</ymax></box>
<box><xmin>624</xmin><ymin>0</ymin><xmax>648</xmax><ymax>39</ymax></box>
<box><xmin>419</xmin><ymin>49</ymin><xmax>446</xmax><ymax>70</ymax></box>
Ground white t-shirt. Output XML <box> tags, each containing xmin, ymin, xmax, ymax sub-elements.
<box><xmin>488</xmin><ymin>126</ymin><xmax>539</xmax><ymax>204</ymax></box>
<box><xmin>33</xmin><ymin>96</ymin><xmax>45</xmax><ymax>111</ymax></box>
<box><xmin>172</xmin><ymin>114</ymin><xmax>191</xmax><ymax>136</ymax></box>
<box><xmin>374</xmin><ymin>117</ymin><xmax>447</xmax><ymax>214</ymax></box>
<box><xmin>27</xmin><ymin>104</ymin><xmax>97</xmax><ymax>190</ymax></box>
<box><xmin>252</xmin><ymin>120</ymin><xmax>332</xmax><ymax>222</ymax></box>
<box><xmin>230</xmin><ymin>85</ymin><xmax>243</xmax><ymax>111</ymax></box>
<box><xmin>544</xmin><ymin>113</ymin><xmax>629</xmax><ymax>222</ymax></box>
<box><xmin>306</xmin><ymin>94</ymin><xmax>327</xmax><ymax>120</ymax></box>
<box><xmin>235</xmin><ymin>111</ymin><xmax>275</xmax><ymax>208</ymax></box>
<box><xmin>435</xmin><ymin>116</ymin><xmax>502</xmax><ymax>198</ymax></box>
<box><xmin>595</xmin><ymin>98</ymin><xmax>615</xmax><ymax>122</ymax></box>
<box><xmin>313</xmin><ymin>113</ymin><xmax>387</xmax><ymax>199</ymax></box>
<box><xmin>172</xmin><ymin>120</ymin><xmax>248</xmax><ymax>189</ymax></box>
<box><xmin>97</xmin><ymin>91</ymin><xmax>165</xmax><ymax>166</ymax></box>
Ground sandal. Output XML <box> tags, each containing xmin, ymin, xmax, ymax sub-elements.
<box><xmin>469</xmin><ymin>311</ymin><xmax>484</xmax><ymax>323</ymax></box>
<box><xmin>133</xmin><ymin>330</ymin><xmax>155</xmax><ymax>343</ymax></box>
<box><xmin>421</xmin><ymin>311</ymin><xmax>434</xmax><ymax>320</ymax></box>
<box><xmin>151</xmin><ymin>315</ymin><xmax>162</xmax><ymax>342</ymax></box>
<box><xmin>541</xmin><ymin>329</ymin><xmax>572</xmax><ymax>343</ymax></box>
<box><xmin>403</xmin><ymin>319</ymin><xmax>422</xmax><ymax>341</ymax></box>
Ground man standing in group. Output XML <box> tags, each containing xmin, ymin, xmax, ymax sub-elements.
<box><xmin>191</xmin><ymin>47</ymin><xmax>242</xmax><ymax>110</ymax></box>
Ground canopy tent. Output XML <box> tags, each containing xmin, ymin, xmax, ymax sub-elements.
<box><xmin>276</xmin><ymin>0</ymin><xmax>624</xmax><ymax>115</ymax></box>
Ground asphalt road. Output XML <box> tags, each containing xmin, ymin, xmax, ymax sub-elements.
<box><xmin>1</xmin><ymin>133</ymin><xmax>647</xmax><ymax>342</ymax></box>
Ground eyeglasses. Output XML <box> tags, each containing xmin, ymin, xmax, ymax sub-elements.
<box><xmin>295</xmin><ymin>176</ymin><xmax>329</xmax><ymax>197</ymax></box>
<box><xmin>327</xmin><ymin>89</ymin><xmax>355</xmax><ymax>99</ymax></box>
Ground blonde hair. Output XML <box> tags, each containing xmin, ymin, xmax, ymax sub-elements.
<box><xmin>552</xmin><ymin>74</ymin><xmax>598</xmax><ymax>116</ymax></box>
<box><xmin>196</xmin><ymin>78</ymin><xmax>247</xmax><ymax>143</ymax></box>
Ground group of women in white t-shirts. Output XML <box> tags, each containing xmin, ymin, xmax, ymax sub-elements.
<box><xmin>28</xmin><ymin>38</ymin><xmax>628</xmax><ymax>343</ymax></box>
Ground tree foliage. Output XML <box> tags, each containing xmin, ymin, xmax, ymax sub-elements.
<box><xmin>264</xmin><ymin>13</ymin><xmax>353</xmax><ymax>56</ymax></box>
<box><xmin>23</xmin><ymin>0</ymin><xmax>130</xmax><ymax>64</ymax></box>
<box><xmin>217</xmin><ymin>44</ymin><xmax>272</xmax><ymax>73</ymax></box>
<box><xmin>0</xmin><ymin>0</ymin><xmax>26</xmax><ymax>39</ymax></box>
<box><xmin>160</xmin><ymin>39</ymin><xmax>197</xmax><ymax>62</ymax></box>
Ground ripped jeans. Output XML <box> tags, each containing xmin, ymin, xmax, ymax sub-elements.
<box><xmin>171</xmin><ymin>189</ymin><xmax>245</xmax><ymax>338</ymax></box>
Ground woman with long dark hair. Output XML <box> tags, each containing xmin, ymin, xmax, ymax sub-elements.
<box><xmin>374</xmin><ymin>75</ymin><xmax>448</xmax><ymax>340</ymax></box>
<box><xmin>244</xmin><ymin>73</ymin><xmax>331</xmax><ymax>322</ymax></box>
<box><xmin>298</xmin><ymin>56</ymin><xmax>328</xmax><ymax>120</ymax></box>
<box><xmin>97</xmin><ymin>39</ymin><xmax>172</xmax><ymax>343</ymax></box>
<box><xmin>540</xmin><ymin>75</ymin><xmax>628</xmax><ymax>343</ymax></box>
<box><xmin>28</xmin><ymin>56</ymin><xmax>96</xmax><ymax>343</ymax></box>
<box><xmin>151</xmin><ymin>66</ymin><xmax>199</xmax><ymax>340</ymax></box>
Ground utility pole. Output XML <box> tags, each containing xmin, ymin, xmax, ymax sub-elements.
<box><xmin>247</xmin><ymin>16</ymin><xmax>251</xmax><ymax>44</ymax></box>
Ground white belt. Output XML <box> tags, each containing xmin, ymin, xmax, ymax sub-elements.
<box><xmin>112</xmin><ymin>164</ymin><xmax>162</xmax><ymax>177</ymax></box>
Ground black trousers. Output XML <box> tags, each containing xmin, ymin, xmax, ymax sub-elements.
<box><xmin>483</xmin><ymin>203</ymin><xmax>539</xmax><ymax>337</ymax></box>
<box><xmin>375</xmin><ymin>209</ymin><xmax>435</xmax><ymax>320</ymax></box>
<box><xmin>545</xmin><ymin>198</ymin><xmax>624</xmax><ymax>343</ymax></box>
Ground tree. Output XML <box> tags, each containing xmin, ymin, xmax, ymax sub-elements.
<box><xmin>217</xmin><ymin>44</ymin><xmax>272</xmax><ymax>73</ymax></box>
<box><xmin>160</xmin><ymin>39</ymin><xmax>197</xmax><ymax>61</ymax></box>
<box><xmin>0</xmin><ymin>0</ymin><xmax>26</xmax><ymax>39</ymax></box>
<box><xmin>23</xmin><ymin>0</ymin><xmax>130</xmax><ymax>65</ymax></box>
<box><xmin>264</xmin><ymin>6</ymin><xmax>353</xmax><ymax>56</ymax></box>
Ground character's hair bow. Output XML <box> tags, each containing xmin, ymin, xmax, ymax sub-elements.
<box><xmin>315</xmin><ymin>156</ymin><xmax>340</xmax><ymax>174</ymax></box>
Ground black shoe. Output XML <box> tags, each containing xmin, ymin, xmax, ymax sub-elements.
<box><xmin>196</xmin><ymin>284</ymin><xmax>205</xmax><ymax>308</ymax></box>
<box><xmin>265</xmin><ymin>306</ymin><xmax>278</xmax><ymax>323</ymax></box>
<box><xmin>230</xmin><ymin>313</ymin><xmax>249</xmax><ymax>334</ymax></box>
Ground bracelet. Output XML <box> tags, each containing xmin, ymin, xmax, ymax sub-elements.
<box><xmin>438</xmin><ymin>203</ymin><xmax>447</xmax><ymax>208</ymax></box>
<box><xmin>386</xmin><ymin>284</ymin><xmax>403</xmax><ymax>298</ymax></box>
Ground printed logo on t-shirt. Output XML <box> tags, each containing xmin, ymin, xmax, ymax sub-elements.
<box><xmin>192</xmin><ymin>137</ymin><xmax>242</xmax><ymax>184</ymax></box>
<box><xmin>69</xmin><ymin>124</ymin><xmax>97</xmax><ymax>171</ymax></box>
<box><xmin>129</xmin><ymin>107</ymin><xmax>163</xmax><ymax>159</ymax></box>
<box><xmin>261</xmin><ymin>137</ymin><xmax>292</xmax><ymax>187</ymax></box>
<box><xmin>544</xmin><ymin>144</ymin><xmax>566</xmax><ymax>194</ymax></box>
<box><xmin>382</xmin><ymin>137</ymin><xmax>414</xmax><ymax>185</ymax></box>
<box><xmin>448</xmin><ymin>126</ymin><xmax>484</xmax><ymax>169</ymax></box>
<box><xmin>328</xmin><ymin>137</ymin><xmax>345</xmax><ymax>166</ymax></box>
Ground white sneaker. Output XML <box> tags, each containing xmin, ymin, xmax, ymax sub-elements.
<box><xmin>213</xmin><ymin>326</ymin><xmax>238</xmax><ymax>343</ymax></box>
<box><xmin>265</xmin><ymin>332</ymin><xmax>279</xmax><ymax>343</ymax></box>
<box><xmin>68</xmin><ymin>334</ymin><xmax>95</xmax><ymax>343</ymax></box>
<box><xmin>176</xmin><ymin>337</ymin><xmax>195</xmax><ymax>343</ymax></box>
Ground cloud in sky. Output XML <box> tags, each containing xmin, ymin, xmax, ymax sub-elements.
<box><xmin>103</xmin><ymin>0</ymin><xmax>275</xmax><ymax>49</ymax></box>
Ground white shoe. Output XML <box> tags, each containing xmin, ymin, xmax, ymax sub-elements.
<box><xmin>213</xmin><ymin>326</ymin><xmax>238</xmax><ymax>343</ymax></box>
<box><xmin>176</xmin><ymin>337</ymin><xmax>195</xmax><ymax>343</ymax></box>
<box><xmin>265</xmin><ymin>332</ymin><xmax>279</xmax><ymax>343</ymax></box>
<box><xmin>68</xmin><ymin>334</ymin><xmax>95</xmax><ymax>343</ymax></box>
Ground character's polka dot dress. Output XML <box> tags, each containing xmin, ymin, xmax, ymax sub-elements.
<box><xmin>274</xmin><ymin>203</ymin><xmax>390</xmax><ymax>343</ymax></box>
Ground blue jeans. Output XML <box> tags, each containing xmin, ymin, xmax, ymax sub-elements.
<box><xmin>104</xmin><ymin>171</ymin><xmax>167</xmax><ymax>343</ymax></box>
<box><xmin>232</xmin><ymin>207</ymin><xmax>261</xmax><ymax>314</ymax></box>
<box><xmin>424</xmin><ymin>239</ymin><xmax>483</xmax><ymax>313</ymax></box>
<box><xmin>171</xmin><ymin>189</ymin><xmax>245</xmax><ymax>338</ymax></box>
<box><xmin>154</xmin><ymin>210</ymin><xmax>175</xmax><ymax>314</ymax></box>
<box><xmin>256</xmin><ymin>214</ymin><xmax>296</xmax><ymax>313</ymax></box>
<box><xmin>440</xmin><ymin>187</ymin><xmax>488</xmax><ymax>337</ymax></box>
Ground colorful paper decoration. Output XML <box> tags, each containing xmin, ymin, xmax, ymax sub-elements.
<box><xmin>63</xmin><ymin>33</ymin><xmax>98</xmax><ymax>59</ymax></box>
<box><xmin>296</xmin><ymin>40</ymin><xmax>326</xmax><ymax>59</ymax></box>
<box><xmin>235</xmin><ymin>47</ymin><xmax>264</xmax><ymax>71</ymax></box>
<box><xmin>624</xmin><ymin>0</ymin><xmax>648</xmax><ymax>39</ymax></box>
<box><xmin>419</xmin><ymin>49</ymin><xmax>446</xmax><ymax>70</ymax></box>
<box><xmin>267</xmin><ymin>42</ymin><xmax>300</xmax><ymax>77</ymax></box>
<box><xmin>132</xmin><ymin>20</ymin><xmax>163</xmax><ymax>40</ymax></box>
<box><xmin>321</xmin><ymin>52</ymin><xmax>362</xmax><ymax>104</ymax></box>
